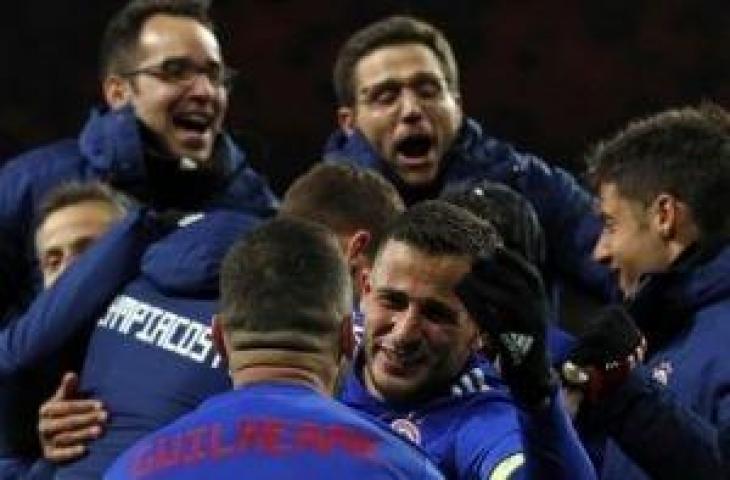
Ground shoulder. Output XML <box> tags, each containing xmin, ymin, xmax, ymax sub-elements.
<box><xmin>0</xmin><ymin>138</ymin><xmax>86</xmax><ymax>225</ymax></box>
<box><xmin>443</xmin><ymin>392</ymin><xmax>525</xmax><ymax>480</ymax></box>
<box><xmin>1</xmin><ymin>138</ymin><xmax>84</xmax><ymax>181</ymax></box>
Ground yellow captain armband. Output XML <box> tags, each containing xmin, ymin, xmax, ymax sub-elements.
<box><xmin>488</xmin><ymin>452</ymin><xmax>525</xmax><ymax>480</ymax></box>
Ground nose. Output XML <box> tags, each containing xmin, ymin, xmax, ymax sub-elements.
<box><xmin>399</xmin><ymin>89</ymin><xmax>424</xmax><ymax>123</ymax></box>
<box><xmin>592</xmin><ymin>232</ymin><xmax>611</xmax><ymax>264</ymax></box>
<box><xmin>391</xmin><ymin>304</ymin><xmax>422</xmax><ymax>342</ymax></box>
<box><xmin>186</xmin><ymin>72</ymin><xmax>218</xmax><ymax>99</ymax></box>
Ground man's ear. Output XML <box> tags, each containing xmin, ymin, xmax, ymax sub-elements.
<box><xmin>339</xmin><ymin>313</ymin><xmax>355</xmax><ymax>361</ymax></box>
<box><xmin>360</xmin><ymin>267</ymin><xmax>372</xmax><ymax>297</ymax></box>
<box><xmin>103</xmin><ymin>75</ymin><xmax>132</xmax><ymax>110</ymax></box>
<box><xmin>344</xmin><ymin>230</ymin><xmax>372</xmax><ymax>297</ymax></box>
<box><xmin>211</xmin><ymin>314</ymin><xmax>229</xmax><ymax>366</ymax></box>
<box><xmin>651</xmin><ymin>193</ymin><xmax>679</xmax><ymax>240</ymax></box>
<box><xmin>337</xmin><ymin>106</ymin><xmax>356</xmax><ymax>135</ymax></box>
<box><xmin>345</xmin><ymin>230</ymin><xmax>371</xmax><ymax>265</ymax></box>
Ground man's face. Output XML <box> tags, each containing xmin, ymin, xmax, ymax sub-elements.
<box><xmin>593</xmin><ymin>183</ymin><xmax>673</xmax><ymax>297</ymax></box>
<box><xmin>361</xmin><ymin>240</ymin><xmax>479</xmax><ymax>403</ymax></box>
<box><xmin>107</xmin><ymin>14</ymin><xmax>228</xmax><ymax>163</ymax></box>
<box><xmin>36</xmin><ymin>201</ymin><xmax>121</xmax><ymax>288</ymax></box>
<box><xmin>339</xmin><ymin>44</ymin><xmax>463</xmax><ymax>187</ymax></box>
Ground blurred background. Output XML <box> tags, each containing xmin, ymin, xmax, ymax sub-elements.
<box><xmin>1</xmin><ymin>0</ymin><xmax>728</xmax><ymax>195</ymax></box>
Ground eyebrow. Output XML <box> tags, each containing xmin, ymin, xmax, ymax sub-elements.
<box><xmin>358</xmin><ymin>78</ymin><xmax>401</xmax><ymax>96</ymax></box>
<box><xmin>359</xmin><ymin>71</ymin><xmax>443</xmax><ymax>95</ymax></box>
<box><xmin>421</xmin><ymin>298</ymin><xmax>457</xmax><ymax>318</ymax></box>
<box><xmin>375</xmin><ymin>286</ymin><xmax>407</xmax><ymax>298</ymax></box>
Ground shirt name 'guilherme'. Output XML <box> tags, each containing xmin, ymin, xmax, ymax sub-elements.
<box><xmin>98</xmin><ymin>295</ymin><xmax>221</xmax><ymax>369</ymax></box>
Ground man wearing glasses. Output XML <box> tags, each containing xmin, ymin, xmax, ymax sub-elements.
<box><xmin>0</xmin><ymin>0</ymin><xmax>276</xmax><ymax>477</ymax></box>
<box><xmin>0</xmin><ymin>0</ymin><xmax>277</xmax><ymax>321</ymax></box>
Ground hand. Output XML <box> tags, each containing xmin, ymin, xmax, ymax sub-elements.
<box><xmin>562</xmin><ymin>306</ymin><xmax>647</xmax><ymax>403</ymax></box>
<box><xmin>38</xmin><ymin>372</ymin><xmax>108</xmax><ymax>463</ymax></box>
<box><xmin>456</xmin><ymin>248</ymin><xmax>555</xmax><ymax>408</ymax></box>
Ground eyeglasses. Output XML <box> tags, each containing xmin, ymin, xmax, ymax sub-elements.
<box><xmin>123</xmin><ymin>57</ymin><xmax>238</xmax><ymax>90</ymax></box>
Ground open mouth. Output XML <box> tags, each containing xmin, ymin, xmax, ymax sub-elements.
<box><xmin>172</xmin><ymin>112</ymin><xmax>214</xmax><ymax>135</ymax></box>
<box><xmin>394</xmin><ymin>134</ymin><xmax>433</xmax><ymax>162</ymax></box>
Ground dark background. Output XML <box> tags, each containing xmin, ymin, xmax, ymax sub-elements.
<box><xmin>1</xmin><ymin>0</ymin><xmax>728</xmax><ymax>195</ymax></box>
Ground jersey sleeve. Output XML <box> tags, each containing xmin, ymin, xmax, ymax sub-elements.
<box><xmin>583</xmin><ymin>369</ymin><xmax>726</xmax><ymax>479</ymax></box>
<box><xmin>0</xmin><ymin>209</ymin><xmax>156</xmax><ymax>374</ymax></box>
<box><xmin>453</xmin><ymin>397</ymin><xmax>525</xmax><ymax>480</ymax></box>
<box><xmin>455</xmin><ymin>391</ymin><xmax>597</xmax><ymax>480</ymax></box>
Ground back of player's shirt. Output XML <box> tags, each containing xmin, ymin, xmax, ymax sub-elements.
<box><xmin>55</xmin><ymin>211</ymin><xmax>259</xmax><ymax>479</ymax></box>
<box><xmin>105</xmin><ymin>382</ymin><xmax>444</xmax><ymax>480</ymax></box>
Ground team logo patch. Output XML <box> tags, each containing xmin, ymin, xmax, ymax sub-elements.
<box><xmin>652</xmin><ymin>361</ymin><xmax>673</xmax><ymax>386</ymax></box>
<box><xmin>499</xmin><ymin>332</ymin><xmax>534</xmax><ymax>366</ymax></box>
<box><xmin>390</xmin><ymin>418</ymin><xmax>421</xmax><ymax>445</ymax></box>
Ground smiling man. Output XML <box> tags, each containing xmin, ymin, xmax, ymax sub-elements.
<box><xmin>0</xmin><ymin>0</ymin><xmax>277</xmax><ymax>320</ymax></box>
<box><xmin>580</xmin><ymin>104</ymin><xmax>730</xmax><ymax>479</ymax></box>
<box><xmin>339</xmin><ymin>201</ymin><xmax>597</xmax><ymax>480</ymax></box>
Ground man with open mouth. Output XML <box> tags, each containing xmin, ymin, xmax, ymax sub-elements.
<box><xmin>0</xmin><ymin>0</ymin><xmax>276</xmax><ymax>476</ymax></box>
<box><xmin>0</xmin><ymin>0</ymin><xmax>277</xmax><ymax>322</ymax></box>
<box><xmin>324</xmin><ymin>15</ymin><xmax>615</xmax><ymax>313</ymax></box>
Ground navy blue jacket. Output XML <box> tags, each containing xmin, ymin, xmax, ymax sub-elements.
<box><xmin>48</xmin><ymin>211</ymin><xmax>260</xmax><ymax>479</ymax></box>
<box><xmin>0</xmin><ymin>105</ymin><xmax>277</xmax><ymax>318</ymax></box>
<box><xmin>0</xmin><ymin>210</ymin><xmax>159</xmax><ymax>477</ymax></box>
<box><xmin>325</xmin><ymin>119</ymin><xmax>614</xmax><ymax>300</ymax></box>
<box><xmin>106</xmin><ymin>382</ymin><xmax>445</xmax><ymax>480</ymax></box>
<box><xmin>583</xmin><ymin>243</ymin><xmax>730</xmax><ymax>479</ymax></box>
<box><xmin>339</xmin><ymin>354</ymin><xmax>597</xmax><ymax>480</ymax></box>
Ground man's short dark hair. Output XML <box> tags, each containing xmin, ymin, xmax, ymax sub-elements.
<box><xmin>587</xmin><ymin>103</ymin><xmax>730</xmax><ymax>241</ymax></box>
<box><xmin>333</xmin><ymin>15</ymin><xmax>459</xmax><ymax>106</ymax></box>
<box><xmin>35</xmin><ymin>181</ymin><xmax>129</xmax><ymax>232</ymax></box>
<box><xmin>441</xmin><ymin>180</ymin><xmax>546</xmax><ymax>266</ymax></box>
<box><xmin>99</xmin><ymin>0</ymin><xmax>213</xmax><ymax>78</ymax></box>
<box><xmin>219</xmin><ymin>217</ymin><xmax>352</xmax><ymax>351</ymax></box>
<box><xmin>377</xmin><ymin>200</ymin><xmax>501</xmax><ymax>261</ymax></box>
<box><xmin>280</xmin><ymin>162</ymin><xmax>405</xmax><ymax>260</ymax></box>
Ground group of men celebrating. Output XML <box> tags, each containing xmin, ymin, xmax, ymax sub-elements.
<box><xmin>1</xmin><ymin>0</ymin><xmax>729</xmax><ymax>479</ymax></box>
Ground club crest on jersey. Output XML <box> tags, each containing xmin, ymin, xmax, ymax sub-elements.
<box><xmin>391</xmin><ymin>418</ymin><xmax>421</xmax><ymax>445</ymax></box>
<box><xmin>651</xmin><ymin>360</ymin><xmax>673</xmax><ymax>386</ymax></box>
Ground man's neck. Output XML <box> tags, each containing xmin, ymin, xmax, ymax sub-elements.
<box><xmin>229</xmin><ymin>349</ymin><xmax>335</xmax><ymax>395</ymax></box>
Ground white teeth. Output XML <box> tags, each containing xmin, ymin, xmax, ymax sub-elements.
<box><xmin>380</xmin><ymin>344</ymin><xmax>424</xmax><ymax>366</ymax></box>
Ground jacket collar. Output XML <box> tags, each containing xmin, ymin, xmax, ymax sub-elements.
<box><xmin>628</xmin><ymin>240</ymin><xmax>730</xmax><ymax>350</ymax></box>
<box><xmin>78</xmin><ymin>105</ymin><xmax>246</xmax><ymax>185</ymax></box>
<box><xmin>323</xmin><ymin>118</ymin><xmax>497</xmax><ymax>205</ymax></box>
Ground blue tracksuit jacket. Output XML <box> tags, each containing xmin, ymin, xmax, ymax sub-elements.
<box><xmin>324</xmin><ymin>119</ymin><xmax>615</xmax><ymax>302</ymax></box>
<box><xmin>0</xmin><ymin>209</ymin><xmax>159</xmax><ymax>478</ymax></box>
<box><xmin>339</xmin><ymin>354</ymin><xmax>596</xmax><ymax>480</ymax></box>
<box><xmin>105</xmin><ymin>382</ymin><xmax>445</xmax><ymax>480</ymax></box>
<box><xmin>48</xmin><ymin>211</ymin><xmax>260</xmax><ymax>479</ymax></box>
<box><xmin>0</xmin><ymin>105</ymin><xmax>277</xmax><ymax>318</ymax></box>
<box><xmin>0</xmin><ymin>105</ymin><xmax>276</xmax><ymax>475</ymax></box>
<box><xmin>583</xmin><ymin>243</ymin><xmax>730</xmax><ymax>479</ymax></box>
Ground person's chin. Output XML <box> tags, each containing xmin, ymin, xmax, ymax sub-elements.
<box><xmin>371</xmin><ymin>357</ymin><xmax>425</xmax><ymax>398</ymax></box>
<box><xmin>170</xmin><ymin>141</ymin><xmax>214</xmax><ymax>164</ymax></box>
<box><xmin>619</xmin><ymin>275</ymin><xmax>640</xmax><ymax>299</ymax></box>
<box><xmin>373</xmin><ymin>372</ymin><xmax>422</xmax><ymax>402</ymax></box>
<box><xmin>396</xmin><ymin>163</ymin><xmax>439</xmax><ymax>187</ymax></box>
<box><xmin>172</xmin><ymin>128</ymin><xmax>217</xmax><ymax>160</ymax></box>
